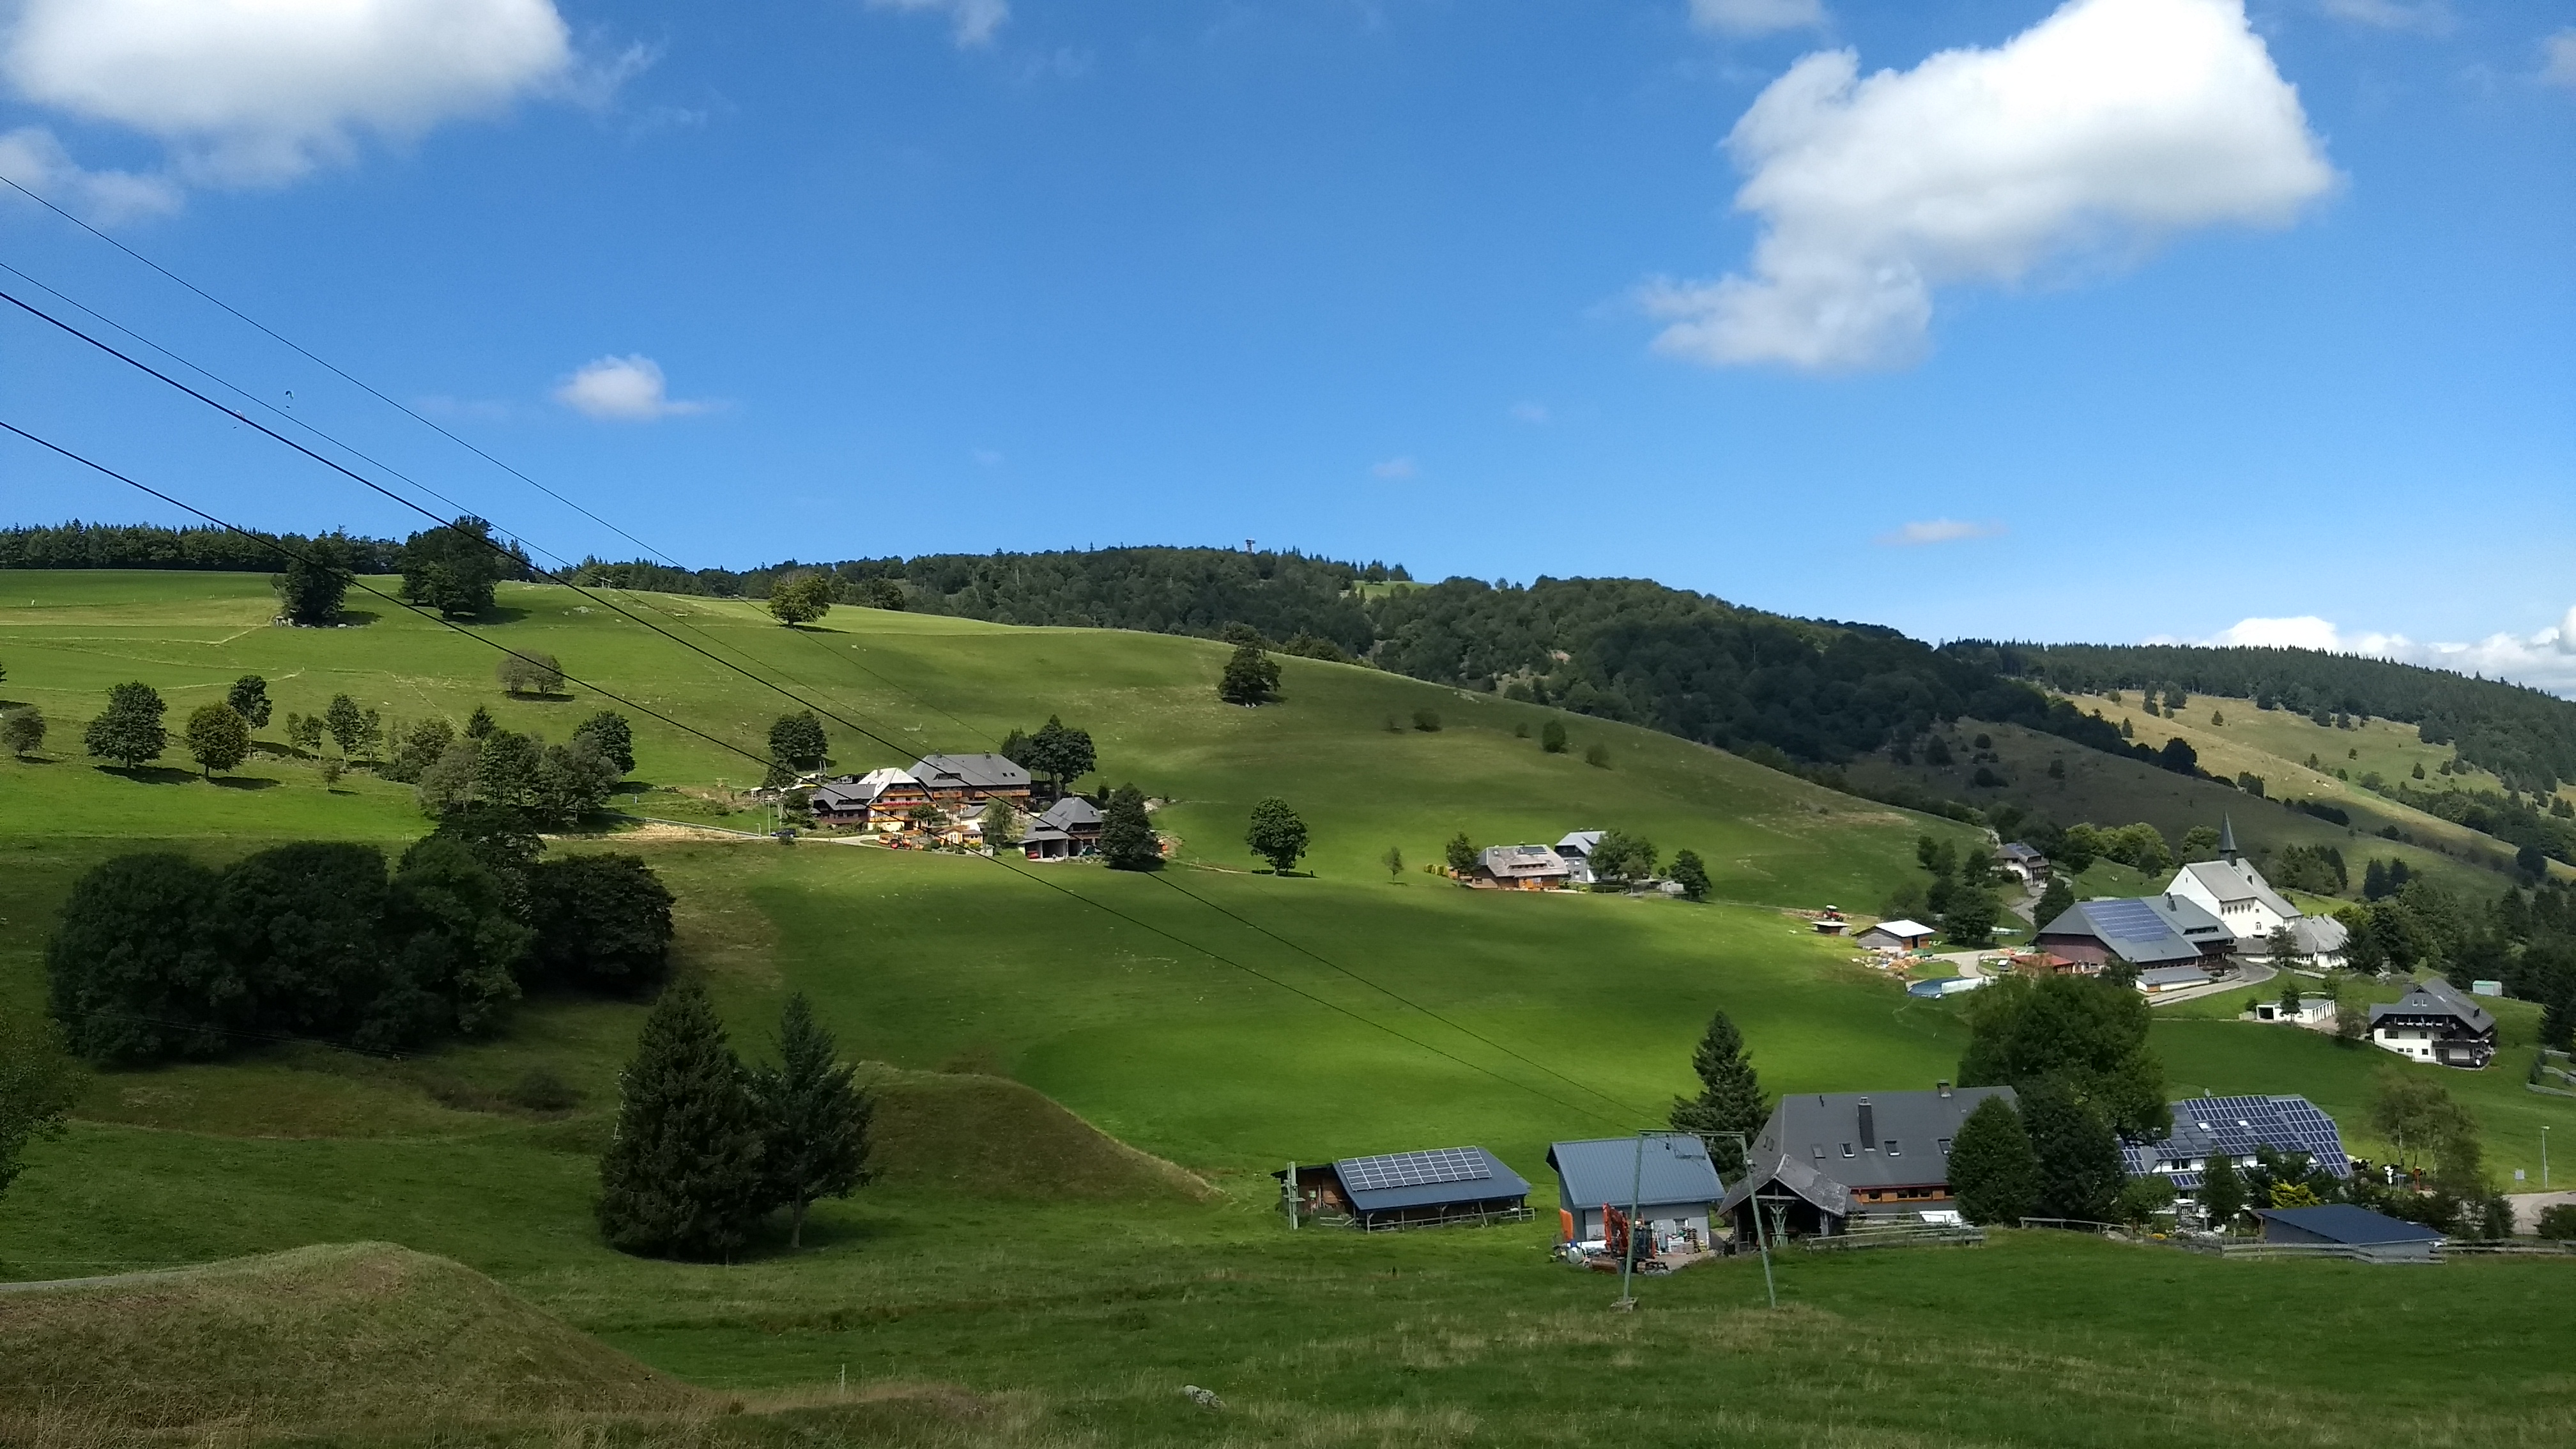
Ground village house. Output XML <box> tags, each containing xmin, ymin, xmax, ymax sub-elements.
<box><xmin>908</xmin><ymin>753</ymin><xmax>1034</xmax><ymax>812</ymax></box>
<box><xmin>808</xmin><ymin>765</ymin><xmax>929</xmax><ymax>831</ymax></box>
<box><xmin>2035</xmin><ymin>895</ymin><xmax>2234</xmax><ymax>977</ymax></box>
<box><xmin>1721</xmin><ymin>1083</ymin><xmax>2015</xmax><ymax>1239</ymax></box>
<box><xmin>1547</xmin><ymin>1135</ymin><xmax>1724</xmax><ymax>1252</ymax></box>
<box><xmin>2161</xmin><ymin>819</ymin><xmax>2349</xmax><ymax>963</ymax></box>
<box><xmin>1476</xmin><ymin>843</ymin><xmax>1574</xmax><ymax>890</ymax></box>
<box><xmin>1018</xmin><ymin>795</ymin><xmax>1103</xmax><ymax>861</ymax></box>
<box><xmin>2119</xmin><ymin>1093</ymin><xmax>2351</xmax><ymax>1200</ymax></box>
<box><xmin>1995</xmin><ymin>841</ymin><xmax>2051</xmax><ymax>883</ymax></box>
<box><xmin>1555</xmin><ymin>831</ymin><xmax>1604</xmax><ymax>885</ymax></box>
<box><xmin>2368</xmin><ymin>978</ymin><xmax>2497</xmax><ymax>1069</ymax></box>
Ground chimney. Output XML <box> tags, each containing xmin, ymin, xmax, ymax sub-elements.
<box><xmin>1857</xmin><ymin>1098</ymin><xmax>1875</xmax><ymax>1149</ymax></box>
<box><xmin>1936</xmin><ymin>1080</ymin><xmax>1952</xmax><ymax>1097</ymax></box>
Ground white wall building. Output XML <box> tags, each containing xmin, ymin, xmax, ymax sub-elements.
<box><xmin>2161</xmin><ymin>818</ymin><xmax>2345</xmax><ymax>965</ymax></box>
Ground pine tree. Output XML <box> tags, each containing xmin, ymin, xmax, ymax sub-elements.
<box><xmin>596</xmin><ymin>983</ymin><xmax>769</xmax><ymax>1261</ymax></box>
<box><xmin>1947</xmin><ymin>1094</ymin><xmax>2037</xmax><ymax>1225</ymax></box>
<box><xmin>1667</xmin><ymin>1011</ymin><xmax>1766</xmax><ymax>1176</ymax></box>
<box><xmin>748</xmin><ymin>993</ymin><xmax>871</xmax><ymax>1250</ymax></box>
<box><xmin>1100</xmin><ymin>784</ymin><xmax>1159</xmax><ymax>871</ymax></box>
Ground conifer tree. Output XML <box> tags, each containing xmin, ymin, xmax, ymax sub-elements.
<box><xmin>749</xmin><ymin>993</ymin><xmax>871</xmax><ymax>1249</ymax></box>
<box><xmin>1100</xmin><ymin>784</ymin><xmax>1159</xmax><ymax>870</ymax></box>
<box><xmin>1948</xmin><ymin>1094</ymin><xmax>2038</xmax><ymax>1225</ymax></box>
<box><xmin>2032</xmin><ymin>875</ymin><xmax>2076</xmax><ymax>930</ymax></box>
<box><xmin>597</xmin><ymin>983</ymin><xmax>768</xmax><ymax>1261</ymax></box>
<box><xmin>1667</xmin><ymin>849</ymin><xmax>1710</xmax><ymax>901</ymax></box>
<box><xmin>1668</xmin><ymin>1010</ymin><xmax>1766</xmax><ymax>1175</ymax></box>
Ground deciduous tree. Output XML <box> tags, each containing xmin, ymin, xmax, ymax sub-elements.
<box><xmin>83</xmin><ymin>681</ymin><xmax>167</xmax><ymax>769</ymax></box>
<box><xmin>1541</xmin><ymin>720</ymin><xmax>1567</xmax><ymax>754</ymax></box>
<box><xmin>325</xmin><ymin>694</ymin><xmax>371</xmax><ymax>758</ymax></box>
<box><xmin>2198</xmin><ymin>1149</ymin><xmax>2246</xmax><ymax>1232</ymax></box>
<box><xmin>272</xmin><ymin>531</ymin><xmax>354</xmax><ymax>625</ymax></box>
<box><xmin>183</xmin><ymin>702</ymin><xmax>250</xmax><ymax>778</ymax></box>
<box><xmin>2021</xmin><ymin>1077</ymin><xmax>2124</xmax><ymax>1223</ymax></box>
<box><xmin>3</xmin><ymin>705</ymin><xmax>47</xmax><ymax>758</ymax></box>
<box><xmin>767</xmin><ymin>711</ymin><xmax>829</xmax><ymax>774</ymax></box>
<box><xmin>1100</xmin><ymin>784</ymin><xmax>1159</xmax><ymax>871</ymax></box>
<box><xmin>1947</xmin><ymin>1094</ymin><xmax>2037</xmax><ymax>1225</ymax></box>
<box><xmin>400</xmin><ymin>516</ymin><xmax>511</xmax><ymax>618</ymax></box>
<box><xmin>1668</xmin><ymin>849</ymin><xmax>1710</xmax><ymax>902</ymax></box>
<box><xmin>1958</xmin><ymin>974</ymin><xmax>2168</xmax><ymax>1137</ymax></box>
<box><xmin>0</xmin><ymin>1006</ymin><xmax>81</xmax><ymax>1206</ymax></box>
<box><xmin>1218</xmin><ymin>643</ymin><xmax>1281</xmax><ymax>706</ymax></box>
<box><xmin>1245</xmin><ymin>797</ymin><xmax>1310</xmax><ymax>874</ymax></box>
<box><xmin>767</xmin><ymin>572</ymin><xmax>835</xmax><ymax>626</ymax></box>
<box><xmin>495</xmin><ymin>651</ymin><xmax>565</xmax><ymax>697</ymax></box>
<box><xmin>225</xmin><ymin>675</ymin><xmax>273</xmax><ymax>729</ymax></box>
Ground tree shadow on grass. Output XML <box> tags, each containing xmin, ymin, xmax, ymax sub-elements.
<box><xmin>99</xmin><ymin>764</ymin><xmax>200</xmax><ymax>785</ymax></box>
<box><xmin>211</xmin><ymin>775</ymin><xmax>282</xmax><ymax>790</ymax></box>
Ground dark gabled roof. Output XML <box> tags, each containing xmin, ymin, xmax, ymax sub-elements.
<box><xmin>1547</xmin><ymin>1135</ymin><xmax>1724</xmax><ymax>1209</ymax></box>
<box><xmin>911</xmin><ymin>753</ymin><xmax>1031</xmax><ymax>790</ymax></box>
<box><xmin>2040</xmin><ymin>896</ymin><xmax>2228</xmax><ymax>965</ymax></box>
<box><xmin>1719</xmin><ymin>1152</ymin><xmax>1853</xmax><ymax>1218</ymax></box>
<box><xmin>1998</xmin><ymin>842</ymin><xmax>2048</xmax><ymax>864</ymax></box>
<box><xmin>2257</xmin><ymin>1205</ymin><xmax>2442</xmax><ymax>1246</ymax></box>
<box><xmin>2122</xmin><ymin>1094</ymin><xmax>2351</xmax><ymax>1184</ymax></box>
<box><xmin>2368</xmin><ymin>978</ymin><xmax>2496</xmax><ymax>1035</ymax></box>
<box><xmin>1752</xmin><ymin>1086</ymin><xmax>2016</xmax><ymax>1192</ymax></box>
<box><xmin>1039</xmin><ymin>795</ymin><xmax>1101</xmax><ymax>829</ymax></box>
<box><xmin>1327</xmin><ymin>1146</ymin><xmax>1529</xmax><ymax>1214</ymax></box>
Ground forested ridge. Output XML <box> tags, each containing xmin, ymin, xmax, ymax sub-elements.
<box><xmin>1951</xmin><ymin>641</ymin><xmax>2576</xmax><ymax>793</ymax></box>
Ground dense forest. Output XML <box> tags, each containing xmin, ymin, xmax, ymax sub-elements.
<box><xmin>1951</xmin><ymin>641</ymin><xmax>2576</xmax><ymax>794</ymax></box>
<box><xmin>0</xmin><ymin>521</ymin><xmax>406</xmax><ymax>574</ymax></box>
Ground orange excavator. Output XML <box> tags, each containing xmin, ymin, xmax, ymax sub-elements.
<box><xmin>1586</xmin><ymin>1205</ymin><xmax>1662</xmax><ymax>1273</ymax></box>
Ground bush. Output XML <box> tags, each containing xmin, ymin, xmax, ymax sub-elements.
<box><xmin>1584</xmin><ymin>742</ymin><xmax>1611</xmax><ymax>769</ymax></box>
<box><xmin>1411</xmin><ymin>708</ymin><xmax>1441</xmax><ymax>732</ymax></box>
<box><xmin>1541</xmin><ymin>720</ymin><xmax>1567</xmax><ymax>753</ymax></box>
<box><xmin>526</xmin><ymin>855</ymin><xmax>676</xmax><ymax>992</ymax></box>
<box><xmin>504</xmin><ymin>1068</ymin><xmax>581</xmax><ymax>1113</ymax></box>
<box><xmin>2535</xmin><ymin>1204</ymin><xmax>2576</xmax><ymax>1241</ymax></box>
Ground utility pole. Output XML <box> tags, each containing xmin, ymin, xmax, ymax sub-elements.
<box><xmin>2545</xmin><ymin>1126</ymin><xmax>2551</xmax><ymax>1190</ymax></box>
<box><xmin>1615</xmin><ymin>1132</ymin><xmax>1648</xmax><ymax>1310</ymax></box>
<box><xmin>1285</xmin><ymin>1160</ymin><xmax>1299</xmax><ymax>1229</ymax></box>
<box><xmin>1715</xmin><ymin>1131</ymin><xmax>1777</xmax><ymax>1310</ymax></box>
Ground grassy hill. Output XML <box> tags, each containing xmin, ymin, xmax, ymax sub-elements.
<box><xmin>8</xmin><ymin>571</ymin><xmax>2576</xmax><ymax>1443</ymax></box>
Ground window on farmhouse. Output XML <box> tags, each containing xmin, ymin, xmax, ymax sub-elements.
<box><xmin>1886</xmin><ymin>1141</ymin><xmax>1899</xmax><ymax>1155</ymax></box>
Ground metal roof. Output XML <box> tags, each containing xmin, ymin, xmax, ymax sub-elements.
<box><xmin>2257</xmin><ymin>1205</ymin><xmax>2442</xmax><ymax>1246</ymax></box>
<box><xmin>2368</xmin><ymin>977</ymin><xmax>2496</xmax><ymax>1035</ymax></box>
<box><xmin>1039</xmin><ymin>795</ymin><xmax>1101</xmax><ymax>829</ymax></box>
<box><xmin>1547</xmin><ymin>1135</ymin><xmax>1724</xmax><ymax>1211</ymax></box>
<box><xmin>1754</xmin><ymin>1086</ymin><xmax>2016</xmax><ymax>1192</ymax></box>
<box><xmin>1556</xmin><ymin>831</ymin><xmax>1604</xmax><ymax>857</ymax></box>
<box><xmin>1330</xmin><ymin>1146</ymin><xmax>1529</xmax><ymax>1214</ymax></box>
<box><xmin>1863</xmin><ymin>919</ymin><xmax>1935</xmax><ymax>940</ymax></box>
<box><xmin>2040</xmin><ymin>895</ymin><xmax>2227</xmax><ymax>965</ymax></box>
<box><xmin>1480</xmin><ymin>844</ymin><xmax>1570</xmax><ymax>878</ymax></box>
<box><xmin>2121</xmin><ymin>1094</ymin><xmax>2351</xmax><ymax>1186</ymax></box>
<box><xmin>2136</xmin><ymin>963</ymin><xmax>2214</xmax><ymax>987</ymax></box>
<box><xmin>911</xmin><ymin>753</ymin><xmax>1031</xmax><ymax>790</ymax></box>
<box><xmin>2174</xmin><ymin>861</ymin><xmax>2300</xmax><ymax>921</ymax></box>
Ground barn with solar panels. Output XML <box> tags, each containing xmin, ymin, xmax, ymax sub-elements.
<box><xmin>1275</xmin><ymin>1147</ymin><xmax>1533</xmax><ymax>1231</ymax></box>
<box><xmin>2121</xmin><ymin>1093</ymin><xmax>2352</xmax><ymax>1197</ymax></box>
<box><xmin>2035</xmin><ymin>895</ymin><xmax>2235</xmax><ymax>976</ymax></box>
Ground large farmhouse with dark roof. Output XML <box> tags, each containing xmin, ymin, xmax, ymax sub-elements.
<box><xmin>2035</xmin><ymin>895</ymin><xmax>2234</xmax><ymax>974</ymax></box>
<box><xmin>2369</xmin><ymin>978</ymin><xmax>2497</xmax><ymax>1069</ymax></box>
<box><xmin>1720</xmin><ymin>1084</ymin><xmax>2015</xmax><ymax>1238</ymax></box>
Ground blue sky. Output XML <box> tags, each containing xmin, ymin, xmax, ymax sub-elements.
<box><xmin>2</xmin><ymin>1</ymin><xmax>2572</xmax><ymax>685</ymax></box>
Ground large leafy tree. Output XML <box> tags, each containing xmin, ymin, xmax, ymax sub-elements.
<box><xmin>2032</xmin><ymin>875</ymin><xmax>2076</xmax><ymax>931</ymax></box>
<box><xmin>767</xmin><ymin>572</ymin><xmax>835</xmax><ymax>626</ymax></box>
<box><xmin>324</xmin><ymin>693</ymin><xmax>373</xmax><ymax>758</ymax></box>
<box><xmin>1218</xmin><ymin>643</ymin><xmax>1281</xmax><ymax>706</ymax></box>
<box><xmin>1100</xmin><ymin>783</ymin><xmax>1160</xmax><ymax>871</ymax></box>
<box><xmin>374</xmin><ymin>837</ymin><xmax>529</xmax><ymax>1046</ymax></box>
<box><xmin>572</xmin><ymin>711</ymin><xmax>635</xmax><ymax>776</ymax></box>
<box><xmin>1245</xmin><ymin>797</ymin><xmax>1309</xmax><ymax>874</ymax></box>
<box><xmin>2020</xmin><ymin>1077</ymin><xmax>2126</xmax><ymax>1223</ymax></box>
<box><xmin>1667</xmin><ymin>1010</ymin><xmax>1765</xmax><ymax>1175</ymax></box>
<box><xmin>44</xmin><ymin>854</ymin><xmax>229</xmax><ymax>1062</ymax></box>
<box><xmin>1667</xmin><ymin>849</ymin><xmax>1711</xmax><ymax>902</ymax></box>
<box><xmin>1588</xmin><ymin>830</ymin><xmax>1658</xmax><ymax>885</ymax></box>
<box><xmin>1947</xmin><ymin>1094</ymin><xmax>2038</xmax><ymax>1225</ymax></box>
<box><xmin>183</xmin><ymin>703</ymin><xmax>251</xmax><ymax>779</ymax></box>
<box><xmin>83</xmin><ymin>681</ymin><xmax>167</xmax><ymax>769</ymax></box>
<box><xmin>0</xmin><ymin>1006</ymin><xmax>82</xmax><ymax>1207</ymax></box>
<box><xmin>767</xmin><ymin>712</ymin><xmax>829</xmax><ymax>774</ymax></box>
<box><xmin>2</xmin><ymin>705</ymin><xmax>45</xmax><ymax>758</ymax></box>
<box><xmin>211</xmin><ymin>842</ymin><xmax>394</xmax><ymax>1039</ymax></box>
<box><xmin>1029</xmin><ymin>715</ymin><xmax>1096</xmax><ymax>791</ymax></box>
<box><xmin>400</xmin><ymin>516</ymin><xmax>512</xmax><ymax>618</ymax></box>
<box><xmin>748</xmin><ymin>993</ymin><xmax>871</xmax><ymax>1249</ymax></box>
<box><xmin>225</xmin><ymin>675</ymin><xmax>273</xmax><ymax>729</ymax></box>
<box><xmin>527</xmin><ymin>854</ymin><xmax>676</xmax><ymax>992</ymax></box>
<box><xmin>1958</xmin><ymin>974</ymin><xmax>2169</xmax><ymax>1137</ymax></box>
<box><xmin>272</xmin><ymin>531</ymin><xmax>353</xmax><ymax>625</ymax></box>
<box><xmin>597</xmin><ymin>983</ymin><xmax>769</xmax><ymax>1261</ymax></box>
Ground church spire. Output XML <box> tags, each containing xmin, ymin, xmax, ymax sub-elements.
<box><xmin>2220</xmin><ymin>815</ymin><xmax>2239</xmax><ymax>865</ymax></box>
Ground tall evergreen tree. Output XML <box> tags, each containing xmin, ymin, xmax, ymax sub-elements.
<box><xmin>1667</xmin><ymin>849</ymin><xmax>1710</xmax><ymax>902</ymax></box>
<box><xmin>597</xmin><ymin>983</ymin><xmax>769</xmax><ymax>1261</ymax></box>
<box><xmin>2032</xmin><ymin>875</ymin><xmax>2076</xmax><ymax>930</ymax></box>
<box><xmin>1947</xmin><ymin>1094</ymin><xmax>2038</xmax><ymax>1225</ymax></box>
<box><xmin>1667</xmin><ymin>1010</ymin><xmax>1767</xmax><ymax>1175</ymax></box>
<box><xmin>749</xmin><ymin>993</ymin><xmax>871</xmax><ymax>1249</ymax></box>
<box><xmin>2020</xmin><ymin>1077</ymin><xmax>2125</xmax><ymax>1223</ymax></box>
<box><xmin>83</xmin><ymin>681</ymin><xmax>167</xmax><ymax>768</ymax></box>
<box><xmin>1100</xmin><ymin>783</ymin><xmax>1159</xmax><ymax>870</ymax></box>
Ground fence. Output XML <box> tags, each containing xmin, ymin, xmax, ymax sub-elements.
<box><xmin>1804</xmin><ymin>1223</ymin><xmax>1986</xmax><ymax>1252</ymax></box>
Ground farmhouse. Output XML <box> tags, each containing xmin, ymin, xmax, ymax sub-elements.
<box><xmin>2368</xmin><ymin>978</ymin><xmax>2497</xmax><ymax>1069</ymax></box>
<box><xmin>910</xmin><ymin>753</ymin><xmax>1034</xmax><ymax>811</ymax></box>
<box><xmin>1556</xmin><ymin>831</ymin><xmax>1604</xmax><ymax>885</ymax></box>
<box><xmin>1995</xmin><ymin>841</ymin><xmax>2051</xmax><ymax>883</ymax></box>
<box><xmin>2035</xmin><ymin>896</ymin><xmax>2234</xmax><ymax>972</ymax></box>
<box><xmin>1018</xmin><ymin>795</ymin><xmax>1103</xmax><ymax>861</ymax></box>
<box><xmin>1476</xmin><ymin>844</ymin><xmax>1574</xmax><ymax>890</ymax></box>
<box><xmin>1276</xmin><ymin>1146</ymin><xmax>1531</xmax><ymax>1231</ymax></box>
<box><xmin>1855</xmin><ymin>919</ymin><xmax>1936</xmax><ymax>952</ymax></box>
<box><xmin>2256</xmin><ymin>1205</ymin><xmax>2444</xmax><ymax>1262</ymax></box>
<box><xmin>808</xmin><ymin>766</ymin><xmax>928</xmax><ymax>830</ymax></box>
<box><xmin>1547</xmin><ymin>1135</ymin><xmax>1724</xmax><ymax>1251</ymax></box>
<box><xmin>1720</xmin><ymin>1083</ymin><xmax>2016</xmax><ymax>1239</ymax></box>
<box><xmin>2120</xmin><ymin>1094</ymin><xmax>2351</xmax><ymax>1197</ymax></box>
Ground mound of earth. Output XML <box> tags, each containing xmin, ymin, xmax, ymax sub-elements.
<box><xmin>860</xmin><ymin>1065</ymin><xmax>1215</xmax><ymax>1202</ymax></box>
<box><xmin>0</xmin><ymin>1241</ymin><xmax>703</xmax><ymax>1434</ymax></box>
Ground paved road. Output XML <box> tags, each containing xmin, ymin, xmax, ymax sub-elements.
<box><xmin>2145</xmin><ymin>960</ymin><xmax>2276</xmax><ymax>1007</ymax></box>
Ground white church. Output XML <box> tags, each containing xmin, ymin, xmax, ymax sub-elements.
<box><xmin>2161</xmin><ymin>818</ymin><xmax>2349</xmax><ymax>965</ymax></box>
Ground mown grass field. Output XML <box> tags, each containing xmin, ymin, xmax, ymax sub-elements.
<box><xmin>6</xmin><ymin>571</ymin><xmax>2576</xmax><ymax>1446</ymax></box>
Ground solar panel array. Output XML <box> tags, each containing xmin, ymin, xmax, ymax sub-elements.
<box><xmin>1337</xmin><ymin>1147</ymin><xmax>1492</xmax><ymax>1192</ymax></box>
<box><xmin>2120</xmin><ymin>1094</ymin><xmax>2350</xmax><ymax>1181</ymax></box>
<box><xmin>2086</xmin><ymin>898</ymin><xmax>2175</xmax><ymax>942</ymax></box>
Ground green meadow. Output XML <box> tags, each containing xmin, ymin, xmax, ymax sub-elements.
<box><xmin>5</xmin><ymin>570</ymin><xmax>2575</xmax><ymax>1445</ymax></box>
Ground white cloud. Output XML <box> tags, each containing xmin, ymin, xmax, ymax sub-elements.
<box><xmin>1648</xmin><ymin>0</ymin><xmax>2335</xmax><ymax>371</ymax></box>
<box><xmin>1876</xmin><ymin>518</ymin><xmax>2004</xmax><ymax>546</ymax></box>
<box><xmin>1372</xmin><ymin>457</ymin><xmax>1418</xmax><ymax>479</ymax></box>
<box><xmin>2315</xmin><ymin>0</ymin><xmax>2451</xmax><ymax>33</ymax></box>
<box><xmin>2546</xmin><ymin>29</ymin><xmax>2576</xmax><ymax>89</ymax></box>
<box><xmin>553</xmin><ymin>355</ymin><xmax>711</xmax><ymax>422</ymax></box>
<box><xmin>867</xmin><ymin>0</ymin><xmax>1010</xmax><ymax>48</ymax></box>
<box><xmin>1690</xmin><ymin>0</ymin><xmax>1829</xmax><ymax>37</ymax></box>
<box><xmin>0</xmin><ymin>125</ymin><xmax>179</xmax><ymax>223</ymax></box>
<box><xmin>1</xmin><ymin>0</ymin><xmax>576</xmax><ymax>187</ymax></box>
<box><xmin>2184</xmin><ymin>607</ymin><xmax>2576</xmax><ymax>696</ymax></box>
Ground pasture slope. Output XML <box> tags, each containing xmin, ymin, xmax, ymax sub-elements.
<box><xmin>3</xmin><ymin>570</ymin><xmax>2575</xmax><ymax>1446</ymax></box>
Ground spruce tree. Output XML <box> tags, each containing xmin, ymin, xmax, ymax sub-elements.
<box><xmin>597</xmin><ymin>983</ymin><xmax>769</xmax><ymax>1261</ymax></box>
<box><xmin>1947</xmin><ymin>1094</ymin><xmax>2038</xmax><ymax>1225</ymax></box>
<box><xmin>1667</xmin><ymin>1011</ymin><xmax>1766</xmax><ymax>1176</ymax></box>
<box><xmin>748</xmin><ymin>993</ymin><xmax>871</xmax><ymax>1249</ymax></box>
<box><xmin>1100</xmin><ymin>784</ymin><xmax>1159</xmax><ymax>870</ymax></box>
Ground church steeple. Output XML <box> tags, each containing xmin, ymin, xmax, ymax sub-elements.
<box><xmin>2220</xmin><ymin>815</ymin><xmax>2239</xmax><ymax>865</ymax></box>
